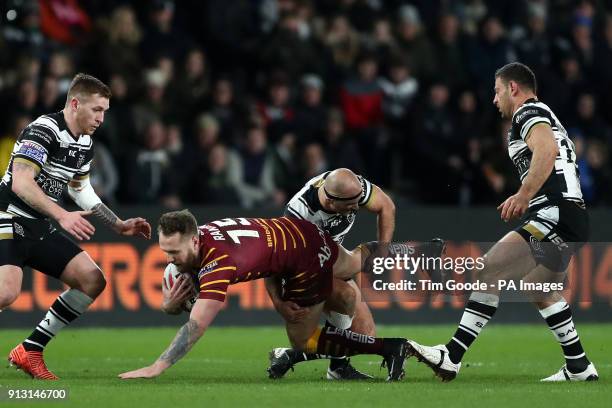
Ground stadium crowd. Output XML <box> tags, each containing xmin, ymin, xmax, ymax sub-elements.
<box><xmin>1</xmin><ymin>0</ymin><xmax>611</xmax><ymax>208</ymax></box>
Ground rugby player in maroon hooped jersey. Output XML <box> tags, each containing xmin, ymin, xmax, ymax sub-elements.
<box><xmin>118</xmin><ymin>209</ymin><xmax>410</xmax><ymax>381</ymax></box>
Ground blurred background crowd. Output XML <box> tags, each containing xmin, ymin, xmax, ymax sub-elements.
<box><xmin>1</xmin><ymin>0</ymin><xmax>611</xmax><ymax>209</ymax></box>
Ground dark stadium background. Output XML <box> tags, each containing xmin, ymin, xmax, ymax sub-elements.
<box><xmin>1</xmin><ymin>0</ymin><xmax>611</xmax><ymax>326</ymax></box>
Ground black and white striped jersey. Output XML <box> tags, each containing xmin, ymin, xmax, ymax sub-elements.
<box><xmin>284</xmin><ymin>172</ymin><xmax>374</xmax><ymax>243</ymax></box>
<box><xmin>0</xmin><ymin>111</ymin><xmax>94</xmax><ymax>219</ymax></box>
<box><xmin>508</xmin><ymin>98</ymin><xmax>583</xmax><ymax>209</ymax></box>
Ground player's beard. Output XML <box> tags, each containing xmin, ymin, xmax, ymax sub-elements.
<box><xmin>177</xmin><ymin>250</ymin><xmax>198</xmax><ymax>274</ymax></box>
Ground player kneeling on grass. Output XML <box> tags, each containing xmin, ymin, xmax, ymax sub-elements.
<box><xmin>119</xmin><ymin>210</ymin><xmax>410</xmax><ymax>381</ymax></box>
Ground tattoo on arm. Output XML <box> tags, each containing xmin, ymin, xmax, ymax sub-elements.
<box><xmin>91</xmin><ymin>203</ymin><xmax>120</xmax><ymax>228</ymax></box>
<box><xmin>157</xmin><ymin>319</ymin><xmax>202</xmax><ymax>366</ymax></box>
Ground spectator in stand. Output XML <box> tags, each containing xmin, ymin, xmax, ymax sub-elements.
<box><xmin>206</xmin><ymin>77</ymin><xmax>246</xmax><ymax>144</ymax></box>
<box><xmin>13</xmin><ymin>79</ymin><xmax>38</xmax><ymax>117</ymax></box>
<box><xmin>570</xmin><ymin>93</ymin><xmax>612</xmax><ymax>144</ymax></box>
<box><xmin>35</xmin><ymin>75</ymin><xmax>62</xmax><ymax>117</ymax></box>
<box><xmin>99</xmin><ymin>73</ymin><xmax>136</xmax><ymax>153</ymax></box>
<box><xmin>302</xmin><ymin>143</ymin><xmax>328</xmax><ymax>180</ymax></box>
<box><xmin>47</xmin><ymin>51</ymin><xmax>75</xmax><ymax>95</ymax></box>
<box><xmin>584</xmin><ymin>140</ymin><xmax>612</xmax><ymax>205</ymax></box>
<box><xmin>513</xmin><ymin>3</ymin><xmax>552</xmax><ymax>80</ymax></box>
<box><xmin>233</xmin><ymin>126</ymin><xmax>285</xmax><ymax>208</ymax></box>
<box><xmin>259</xmin><ymin>11</ymin><xmax>322</xmax><ymax>80</ymax></box>
<box><xmin>256</xmin><ymin>72</ymin><xmax>295</xmax><ymax>142</ymax></box>
<box><xmin>452</xmin><ymin>90</ymin><xmax>491</xmax><ymax>205</ymax></box>
<box><xmin>321</xmin><ymin>14</ymin><xmax>361</xmax><ymax>79</ymax></box>
<box><xmin>466</xmin><ymin>15</ymin><xmax>516</xmax><ymax>98</ymax></box>
<box><xmin>272</xmin><ymin>132</ymin><xmax>301</xmax><ymax>197</ymax></box>
<box><xmin>340</xmin><ymin>52</ymin><xmax>388</xmax><ymax>182</ymax></box>
<box><xmin>433</xmin><ymin>12</ymin><xmax>468</xmax><ymax>90</ymax></box>
<box><xmin>547</xmin><ymin>53</ymin><xmax>588</xmax><ymax>120</ymax></box>
<box><xmin>170</xmin><ymin>48</ymin><xmax>210</xmax><ymax>124</ymax></box>
<box><xmin>395</xmin><ymin>4</ymin><xmax>436</xmax><ymax>82</ymax></box>
<box><xmin>132</xmin><ymin>68</ymin><xmax>171</xmax><ymax>134</ymax></box>
<box><xmin>190</xmin><ymin>144</ymin><xmax>241</xmax><ymax>205</ymax></box>
<box><xmin>364</xmin><ymin>17</ymin><xmax>398</xmax><ymax>71</ymax></box>
<box><xmin>571</xmin><ymin>2</ymin><xmax>596</xmax><ymax>78</ymax></box>
<box><xmin>179</xmin><ymin>113</ymin><xmax>221</xmax><ymax>199</ymax></box>
<box><xmin>322</xmin><ymin>108</ymin><xmax>364</xmax><ymax>173</ymax></box>
<box><xmin>39</xmin><ymin>0</ymin><xmax>91</xmax><ymax>45</ymax></box>
<box><xmin>99</xmin><ymin>5</ymin><xmax>143</xmax><ymax>82</ymax></box>
<box><xmin>412</xmin><ymin>82</ymin><xmax>460</xmax><ymax>203</ymax></box>
<box><xmin>379</xmin><ymin>54</ymin><xmax>419</xmax><ymax>132</ymax></box>
<box><xmin>121</xmin><ymin>119</ymin><xmax>181</xmax><ymax>208</ymax></box>
<box><xmin>140</xmin><ymin>0</ymin><xmax>194</xmax><ymax>64</ymax></box>
<box><xmin>293</xmin><ymin>74</ymin><xmax>328</xmax><ymax>144</ymax></box>
<box><xmin>340</xmin><ymin>52</ymin><xmax>382</xmax><ymax>131</ymax></box>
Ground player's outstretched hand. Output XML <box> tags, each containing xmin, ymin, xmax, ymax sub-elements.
<box><xmin>58</xmin><ymin>210</ymin><xmax>95</xmax><ymax>241</ymax></box>
<box><xmin>118</xmin><ymin>365</ymin><xmax>163</xmax><ymax>379</ymax></box>
<box><xmin>117</xmin><ymin>217</ymin><xmax>152</xmax><ymax>239</ymax></box>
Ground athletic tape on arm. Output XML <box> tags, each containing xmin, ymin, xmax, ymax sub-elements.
<box><xmin>67</xmin><ymin>177</ymin><xmax>102</xmax><ymax>210</ymax></box>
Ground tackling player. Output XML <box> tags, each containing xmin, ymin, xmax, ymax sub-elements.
<box><xmin>119</xmin><ymin>210</ymin><xmax>410</xmax><ymax>381</ymax></box>
<box><xmin>266</xmin><ymin>168</ymin><xmax>394</xmax><ymax>380</ymax></box>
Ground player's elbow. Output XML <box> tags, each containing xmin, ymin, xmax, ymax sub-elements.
<box><xmin>11</xmin><ymin>173</ymin><xmax>28</xmax><ymax>195</ymax></box>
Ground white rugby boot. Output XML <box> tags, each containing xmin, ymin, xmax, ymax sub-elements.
<box><xmin>541</xmin><ymin>363</ymin><xmax>599</xmax><ymax>382</ymax></box>
<box><xmin>407</xmin><ymin>340</ymin><xmax>460</xmax><ymax>382</ymax></box>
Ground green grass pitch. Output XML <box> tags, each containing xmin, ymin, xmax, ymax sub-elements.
<box><xmin>1</xmin><ymin>324</ymin><xmax>610</xmax><ymax>407</ymax></box>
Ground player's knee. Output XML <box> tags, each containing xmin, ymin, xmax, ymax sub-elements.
<box><xmin>477</xmin><ymin>254</ymin><xmax>496</xmax><ymax>280</ymax></box>
<box><xmin>72</xmin><ymin>268</ymin><xmax>106</xmax><ymax>298</ymax></box>
<box><xmin>0</xmin><ymin>290</ymin><xmax>19</xmax><ymax>309</ymax></box>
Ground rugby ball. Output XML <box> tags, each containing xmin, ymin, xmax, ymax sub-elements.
<box><xmin>163</xmin><ymin>263</ymin><xmax>197</xmax><ymax>312</ymax></box>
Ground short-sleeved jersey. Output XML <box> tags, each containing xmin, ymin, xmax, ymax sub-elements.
<box><xmin>508</xmin><ymin>99</ymin><xmax>583</xmax><ymax>209</ymax></box>
<box><xmin>0</xmin><ymin>112</ymin><xmax>94</xmax><ymax>219</ymax></box>
<box><xmin>284</xmin><ymin>172</ymin><xmax>374</xmax><ymax>243</ymax></box>
<box><xmin>196</xmin><ymin>217</ymin><xmax>338</xmax><ymax>306</ymax></box>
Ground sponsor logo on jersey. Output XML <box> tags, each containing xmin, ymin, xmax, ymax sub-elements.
<box><xmin>17</xmin><ymin>140</ymin><xmax>48</xmax><ymax>164</ymax></box>
<box><xmin>36</xmin><ymin>173</ymin><xmax>65</xmax><ymax>198</ymax></box>
<box><xmin>198</xmin><ymin>260</ymin><xmax>218</xmax><ymax>279</ymax></box>
<box><xmin>515</xmin><ymin>108</ymin><xmax>539</xmax><ymax>123</ymax></box>
<box><xmin>77</xmin><ymin>153</ymin><xmax>86</xmax><ymax>168</ymax></box>
<box><xmin>13</xmin><ymin>222</ymin><xmax>24</xmax><ymax>237</ymax></box>
<box><xmin>29</xmin><ymin>128</ymin><xmax>53</xmax><ymax>144</ymax></box>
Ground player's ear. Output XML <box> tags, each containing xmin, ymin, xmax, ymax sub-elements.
<box><xmin>69</xmin><ymin>97</ymin><xmax>79</xmax><ymax>111</ymax></box>
<box><xmin>509</xmin><ymin>81</ymin><xmax>519</xmax><ymax>96</ymax></box>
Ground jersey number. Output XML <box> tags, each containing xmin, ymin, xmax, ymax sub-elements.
<box><xmin>211</xmin><ymin>218</ymin><xmax>260</xmax><ymax>244</ymax></box>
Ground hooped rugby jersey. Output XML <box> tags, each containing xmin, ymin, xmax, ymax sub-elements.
<box><xmin>508</xmin><ymin>98</ymin><xmax>583</xmax><ymax>209</ymax></box>
<box><xmin>0</xmin><ymin>111</ymin><xmax>94</xmax><ymax>219</ymax></box>
<box><xmin>196</xmin><ymin>217</ymin><xmax>338</xmax><ymax>305</ymax></box>
<box><xmin>284</xmin><ymin>171</ymin><xmax>373</xmax><ymax>244</ymax></box>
